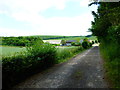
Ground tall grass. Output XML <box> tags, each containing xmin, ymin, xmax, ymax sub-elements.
<box><xmin>100</xmin><ymin>42</ymin><xmax>120</xmax><ymax>88</ymax></box>
<box><xmin>56</xmin><ymin>46</ymin><xmax>84</xmax><ymax>63</ymax></box>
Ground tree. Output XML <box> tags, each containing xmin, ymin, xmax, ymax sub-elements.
<box><xmin>61</xmin><ymin>40</ymin><xmax>66</xmax><ymax>46</ymax></box>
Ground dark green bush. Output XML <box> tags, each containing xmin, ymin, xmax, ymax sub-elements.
<box><xmin>2</xmin><ymin>41</ymin><xmax>86</xmax><ymax>89</ymax></box>
<box><xmin>71</xmin><ymin>42</ymin><xmax>75</xmax><ymax>46</ymax></box>
<box><xmin>92</xmin><ymin>41</ymin><xmax>94</xmax><ymax>44</ymax></box>
<box><xmin>89</xmin><ymin>43</ymin><xmax>93</xmax><ymax>47</ymax></box>
<box><xmin>95</xmin><ymin>40</ymin><xmax>98</xmax><ymax>43</ymax></box>
<box><xmin>82</xmin><ymin>41</ymin><xmax>89</xmax><ymax>49</ymax></box>
<box><xmin>2</xmin><ymin>41</ymin><xmax>56</xmax><ymax>89</ymax></box>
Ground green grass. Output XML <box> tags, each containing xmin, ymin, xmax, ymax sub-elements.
<box><xmin>100</xmin><ymin>42</ymin><xmax>120</xmax><ymax>88</ymax></box>
<box><xmin>64</xmin><ymin>36</ymin><xmax>97</xmax><ymax>41</ymax></box>
<box><xmin>43</xmin><ymin>36</ymin><xmax>97</xmax><ymax>41</ymax></box>
<box><xmin>0</xmin><ymin>45</ymin><xmax>26</xmax><ymax>57</ymax></box>
<box><xmin>55</xmin><ymin>46</ymin><xmax>84</xmax><ymax>64</ymax></box>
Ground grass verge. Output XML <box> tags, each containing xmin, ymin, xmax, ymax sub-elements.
<box><xmin>100</xmin><ymin>42</ymin><xmax>120</xmax><ymax>88</ymax></box>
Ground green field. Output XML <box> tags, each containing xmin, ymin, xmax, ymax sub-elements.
<box><xmin>27</xmin><ymin>35</ymin><xmax>97</xmax><ymax>40</ymax></box>
<box><xmin>0</xmin><ymin>45</ymin><xmax>78</xmax><ymax>57</ymax></box>
<box><xmin>0</xmin><ymin>46</ymin><xmax>26</xmax><ymax>57</ymax></box>
<box><xmin>64</xmin><ymin>36</ymin><xmax>97</xmax><ymax>41</ymax></box>
<box><xmin>47</xmin><ymin>36</ymin><xmax>97</xmax><ymax>41</ymax></box>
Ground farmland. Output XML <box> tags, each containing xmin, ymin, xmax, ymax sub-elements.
<box><xmin>1</xmin><ymin>35</ymin><xmax>97</xmax><ymax>56</ymax></box>
<box><xmin>0</xmin><ymin>46</ymin><xmax>26</xmax><ymax>57</ymax></box>
<box><xmin>1</xmin><ymin>45</ymin><xmax>79</xmax><ymax>57</ymax></box>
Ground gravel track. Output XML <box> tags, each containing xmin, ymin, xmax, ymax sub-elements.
<box><xmin>14</xmin><ymin>46</ymin><xmax>108</xmax><ymax>88</ymax></box>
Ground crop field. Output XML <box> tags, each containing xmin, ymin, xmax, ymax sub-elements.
<box><xmin>0</xmin><ymin>45</ymin><xmax>78</xmax><ymax>57</ymax></box>
<box><xmin>43</xmin><ymin>36</ymin><xmax>97</xmax><ymax>41</ymax></box>
<box><xmin>63</xmin><ymin>36</ymin><xmax>97</xmax><ymax>41</ymax></box>
<box><xmin>0</xmin><ymin>46</ymin><xmax>26</xmax><ymax>57</ymax></box>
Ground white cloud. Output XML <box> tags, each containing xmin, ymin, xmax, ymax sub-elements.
<box><xmin>0</xmin><ymin>12</ymin><xmax>93</xmax><ymax>36</ymax></box>
<box><xmin>32</xmin><ymin>12</ymin><xmax>93</xmax><ymax>36</ymax></box>
<box><xmin>0</xmin><ymin>0</ymin><xmax>96</xmax><ymax>36</ymax></box>
<box><xmin>0</xmin><ymin>0</ymin><xmax>68</xmax><ymax>24</ymax></box>
<box><xmin>80</xmin><ymin>0</ymin><xmax>90</xmax><ymax>7</ymax></box>
<box><xmin>0</xmin><ymin>27</ymin><xmax>35</xmax><ymax>36</ymax></box>
<box><xmin>0</xmin><ymin>0</ymin><xmax>68</xmax><ymax>14</ymax></box>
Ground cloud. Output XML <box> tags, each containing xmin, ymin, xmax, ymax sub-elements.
<box><xmin>0</xmin><ymin>0</ymin><xmax>96</xmax><ymax>36</ymax></box>
<box><xmin>0</xmin><ymin>0</ymin><xmax>68</xmax><ymax>14</ymax></box>
<box><xmin>79</xmin><ymin>0</ymin><xmax>91</xmax><ymax>7</ymax></box>
<box><xmin>0</xmin><ymin>0</ymin><xmax>69</xmax><ymax>23</ymax></box>
<box><xmin>0</xmin><ymin>27</ymin><xmax>34</xmax><ymax>36</ymax></box>
<box><xmin>0</xmin><ymin>12</ymin><xmax>93</xmax><ymax>36</ymax></box>
<box><xmin>33</xmin><ymin>12</ymin><xmax>93</xmax><ymax>36</ymax></box>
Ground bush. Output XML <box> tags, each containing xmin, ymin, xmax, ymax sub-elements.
<box><xmin>2</xmin><ymin>41</ymin><xmax>86</xmax><ymax>89</ymax></box>
<box><xmin>71</xmin><ymin>42</ymin><xmax>81</xmax><ymax>46</ymax></box>
<box><xmin>95</xmin><ymin>40</ymin><xmax>98</xmax><ymax>43</ymax></box>
<box><xmin>71</xmin><ymin>42</ymin><xmax>75</xmax><ymax>46</ymax></box>
<box><xmin>89</xmin><ymin>43</ymin><xmax>93</xmax><ymax>47</ymax></box>
<box><xmin>2</xmin><ymin>41</ymin><xmax>57</xmax><ymax>89</ymax></box>
<box><xmin>82</xmin><ymin>41</ymin><xmax>89</xmax><ymax>49</ymax></box>
<box><xmin>92</xmin><ymin>41</ymin><xmax>94</xmax><ymax>44</ymax></box>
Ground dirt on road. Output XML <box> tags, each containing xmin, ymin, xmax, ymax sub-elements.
<box><xmin>14</xmin><ymin>46</ymin><xmax>108</xmax><ymax>88</ymax></box>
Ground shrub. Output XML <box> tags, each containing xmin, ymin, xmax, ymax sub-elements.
<box><xmin>95</xmin><ymin>40</ymin><xmax>98</xmax><ymax>43</ymax></box>
<box><xmin>71</xmin><ymin>42</ymin><xmax>75</xmax><ymax>46</ymax></box>
<box><xmin>89</xmin><ymin>42</ymin><xmax>93</xmax><ymax>47</ymax></box>
<box><xmin>92</xmin><ymin>41</ymin><xmax>94</xmax><ymax>44</ymax></box>
<box><xmin>71</xmin><ymin>42</ymin><xmax>81</xmax><ymax>46</ymax></box>
<box><xmin>82</xmin><ymin>41</ymin><xmax>89</xmax><ymax>49</ymax></box>
<box><xmin>2</xmin><ymin>41</ymin><xmax>57</xmax><ymax>89</ymax></box>
<box><xmin>60</xmin><ymin>40</ymin><xmax>66</xmax><ymax>46</ymax></box>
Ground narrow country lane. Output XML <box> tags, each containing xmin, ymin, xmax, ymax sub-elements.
<box><xmin>14</xmin><ymin>46</ymin><xmax>108</xmax><ymax>88</ymax></box>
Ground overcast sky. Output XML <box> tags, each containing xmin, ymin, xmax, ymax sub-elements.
<box><xmin>0</xmin><ymin>0</ymin><xmax>98</xmax><ymax>36</ymax></box>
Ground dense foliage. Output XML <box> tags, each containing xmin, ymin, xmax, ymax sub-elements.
<box><xmin>2</xmin><ymin>42</ymin><xmax>56</xmax><ymax>89</ymax></box>
<box><xmin>89</xmin><ymin>1</ymin><xmax>120</xmax><ymax>88</ymax></box>
<box><xmin>82</xmin><ymin>38</ymin><xmax>92</xmax><ymax>49</ymax></box>
<box><xmin>2</xmin><ymin>40</ymin><xmax>91</xmax><ymax>89</ymax></box>
<box><xmin>1</xmin><ymin>36</ymin><xmax>43</xmax><ymax>46</ymax></box>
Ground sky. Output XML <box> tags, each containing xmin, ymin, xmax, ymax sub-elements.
<box><xmin>0</xmin><ymin>0</ymin><xmax>98</xmax><ymax>36</ymax></box>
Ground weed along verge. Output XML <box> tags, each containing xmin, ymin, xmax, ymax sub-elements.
<box><xmin>2</xmin><ymin>40</ymin><xmax>93</xmax><ymax>89</ymax></box>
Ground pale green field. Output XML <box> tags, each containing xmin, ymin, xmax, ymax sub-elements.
<box><xmin>48</xmin><ymin>36</ymin><xmax>97</xmax><ymax>41</ymax></box>
<box><xmin>0</xmin><ymin>46</ymin><xmax>26</xmax><ymax>57</ymax></box>
<box><xmin>0</xmin><ymin>45</ymin><xmax>76</xmax><ymax>57</ymax></box>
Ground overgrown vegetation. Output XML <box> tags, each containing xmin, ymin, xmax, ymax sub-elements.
<box><xmin>1</xmin><ymin>36</ymin><xmax>43</xmax><ymax>46</ymax></box>
<box><xmin>2</xmin><ymin>42</ymin><xmax>57</xmax><ymax>89</ymax></box>
<box><xmin>89</xmin><ymin>1</ymin><xmax>120</xmax><ymax>88</ymax></box>
<box><xmin>2</xmin><ymin>40</ymin><xmax>92</xmax><ymax>89</ymax></box>
<box><xmin>56</xmin><ymin>46</ymin><xmax>84</xmax><ymax>63</ymax></box>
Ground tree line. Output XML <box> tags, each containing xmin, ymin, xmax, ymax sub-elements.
<box><xmin>1</xmin><ymin>36</ymin><xmax>43</xmax><ymax>46</ymax></box>
<box><xmin>89</xmin><ymin>1</ymin><xmax>120</xmax><ymax>88</ymax></box>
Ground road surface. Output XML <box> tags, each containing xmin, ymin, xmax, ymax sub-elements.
<box><xmin>14</xmin><ymin>46</ymin><xmax>108</xmax><ymax>88</ymax></box>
